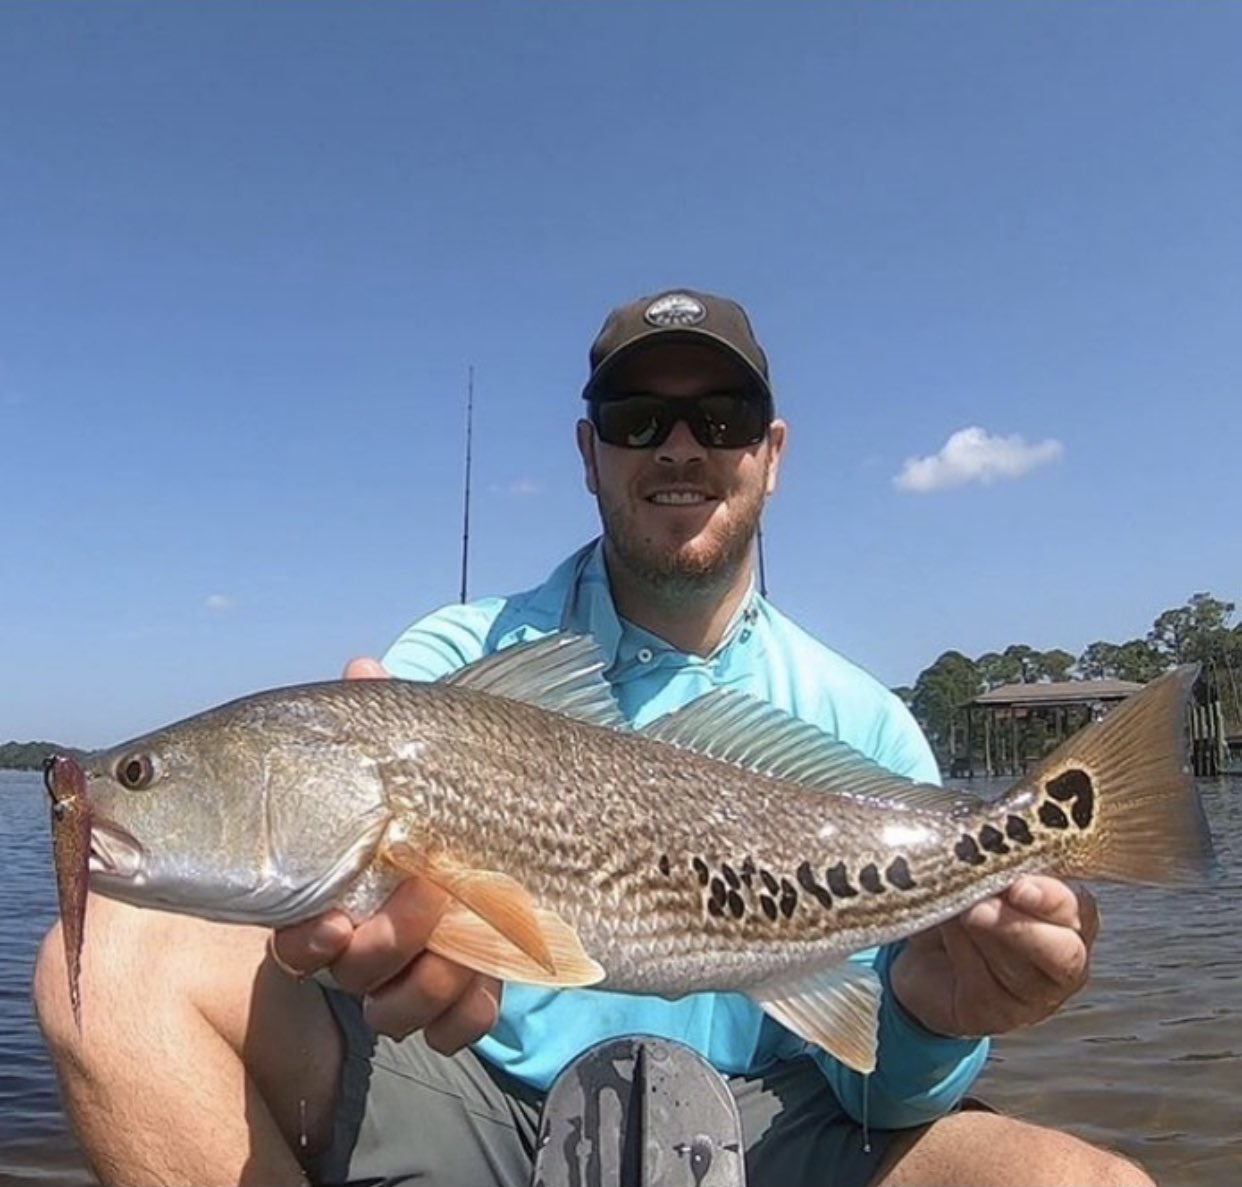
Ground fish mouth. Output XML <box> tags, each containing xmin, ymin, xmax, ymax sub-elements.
<box><xmin>88</xmin><ymin>821</ymin><xmax>145</xmax><ymax>880</ymax></box>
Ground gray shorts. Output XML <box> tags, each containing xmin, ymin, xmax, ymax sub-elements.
<box><xmin>311</xmin><ymin>988</ymin><xmax>921</xmax><ymax>1187</ymax></box>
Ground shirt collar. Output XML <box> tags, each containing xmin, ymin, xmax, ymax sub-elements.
<box><xmin>556</xmin><ymin>538</ymin><xmax>761</xmax><ymax>674</ymax></box>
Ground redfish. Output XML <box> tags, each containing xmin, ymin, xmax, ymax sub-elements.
<box><xmin>47</xmin><ymin>635</ymin><xmax>1216</xmax><ymax>1071</ymax></box>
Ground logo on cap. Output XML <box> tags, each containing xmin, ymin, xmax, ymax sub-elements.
<box><xmin>643</xmin><ymin>293</ymin><xmax>706</xmax><ymax>328</ymax></box>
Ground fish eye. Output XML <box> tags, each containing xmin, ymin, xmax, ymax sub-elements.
<box><xmin>116</xmin><ymin>753</ymin><xmax>156</xmax><ymax>790</ymax></box>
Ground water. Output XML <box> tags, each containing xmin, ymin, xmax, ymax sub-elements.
<box><xmin>1</xmin><ymin>770</ymin><xmax>1239</xmax><ymax>1185</ymax></box>
<box><xmin>0</xmin><ymin>771</ymin><xmax>94</xmax><ymax>1186</ymax></box>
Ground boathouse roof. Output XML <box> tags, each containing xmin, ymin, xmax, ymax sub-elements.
<box><xmin>970</xmin><ymin>679</ymin><xmax>1143</xmax><ymax>708</ymax></box>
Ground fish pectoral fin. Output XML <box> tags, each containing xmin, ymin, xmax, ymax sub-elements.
<box><xmin>427</xmin><ymin>901</ymin><xmax>606</xmax><ymax>988</ymax></box>
<box><xmin>384</xmin><ymin>841</ymin><xmax>573</xmax><ymax>980</ymax></box>
<box><xmin>753</xmin><ymin>964</ymin><xmax>882</xmax><ymax>1075</ymax></box>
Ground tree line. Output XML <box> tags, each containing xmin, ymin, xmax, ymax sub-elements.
<box><xmin>0</xmin><ymin>741</ymin><xmax>85</xmax><ymax>771</ymax></box>
<box><xmin>896</xmin><ymin>592</ymin><xmax>1242</xmax><ymax>757</ymax></box>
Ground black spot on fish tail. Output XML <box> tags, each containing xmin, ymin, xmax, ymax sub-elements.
<box><xmin>1038</xmin><ymin>802</ymin><xmax>1071</xmax><ymax>830</ymax></box>
<box><xmin>885</xmin><ymin>856</ymin><xmax>916</xmax><ymax>891</ymax></box>
<box><xmin>726</xmin><ymin>890</ymin><xmax>746</xmax><ymax>919</ymax></box>
<box><xmin>858</xmin><ymin>864</ymin><xmax>885</xmax><ymax>894</ymax></box>
<box><xmin>740</xmin><ymin>857</ymin><xmax>756</xmax><ymax>887</ymax></box>
<box><xmin>760</xmin><ymin>869</ymin><xmax>780</xmax><ymax>896</ymax></box>
<box><xmin>760</xmin><ymin>895</ymin><xmax>778</xmax><ymax>922</ymax></box>
<box><xmin>779</xmin><ymin>879</ymin><xmax>798</xmax><ymax>919</ymax></box>
<box><xmin>1071</xmin><ymin>787</ymin><xmax>1094</xmax><ymax>830</ymax></box>
<box><xmin>1046</xmin><ymin>768</ymin><xmax>1095</xmax><ymax>830</ymax></box>
<box><xmin>1046</xmin><ymin>768</ymin><xmax>1088</xmax><ymax>802</ymax></box>
<box><xmin>658</xmin><ymin>854</ymin><xmax>671</xmax><ymax>877</ymax></box>
<box><xmin>797</xmin><ymin>861</ymin><xmax>834</xmax><ymax>909</ymax></box>
<box><xmin>1005</xmin><ymin>815</ymin><xmax>1035</xmax><ymax>846</ymax></box>
<box><xmin>721</xmin><ymin>863</ymin><xmax>741</xmax><ymax>890</ymax></box>
<box><xmin>709</xmin><ymin>878</ymin><xmax>727</xmax><ymax>909</ymax></box>
<box><xmin>707</xmin><ymin>896</ymin><xmax>725</xmax><ymax>918</ymax></box>
<box><xmin>825</xmin><ymin>861</ymin><xmax>858</xmax><ymax>898</ymax></box>
<box><xmin>954</xmin><ymin>835</ymin><xmax>987</xmax><ymax>866</ymax></box>
<box><xmin>692</xmin><ymin>857</ymin><xmax>710</xmax><ymax>886</ymax></box>
<box><xmin>978</xmin><ymin>824</ymin><xmax>1010</xmax><ymax>855</ymax></box>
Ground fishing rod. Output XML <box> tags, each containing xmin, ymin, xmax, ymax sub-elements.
<box><xmin>459</xmin><ymin>366</ymin><xmax>474</xmax><ymax>604</ymax></box>
<box><xmin>757</xmin><ymin>523</ymin><xmax>768</xmax><ymax>598</ymax></box>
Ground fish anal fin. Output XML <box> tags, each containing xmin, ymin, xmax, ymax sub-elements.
<box><xmin>427</xmin><ymin>902</ymin><xmax>606</xmax><ymax>988</ymax></box>
<box><xmin>754</xmin><ymin>964</ymin><xmax>882</xmax><ymax>1075</ymax></box>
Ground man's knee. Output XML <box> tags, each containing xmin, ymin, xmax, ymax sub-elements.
<box><xmin>875</xmin><ymin>1110</ymin><xmax>1155</xmax><ymax>1187</ymax></box>
<box><xmin>33</xmin><ymin>895</ymin><xmax>267</xmax><ymax>1056</ymax></box>
<box><xmin>35</xmin><ymin>895</ymin><xmax>154</xmax><ymax>1053</ymax></box>
<box><xmin>34</xmin><ymin>895</ymin><xmax>344</xmax><ymax>1156</ymax></box>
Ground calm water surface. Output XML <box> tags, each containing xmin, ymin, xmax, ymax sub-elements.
<box><xmin>1</xmin><ymin>769</ymin><xmax>1239</xmax><ymax>1185</ymax></box>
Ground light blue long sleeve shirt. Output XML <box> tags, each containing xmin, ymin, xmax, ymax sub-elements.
<box><xmin>382</xmin><ymin>540</ymin><xmax>988</xmax><ymax>1128</ymax></box>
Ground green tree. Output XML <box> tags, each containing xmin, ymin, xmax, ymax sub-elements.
<box><xmin>1148</xmin><ymin>593</ymin><xmax>1236</xmax><ymax>665</ymax></box>
<box><xmin>1037</xmin><ymin>648</ymin><xmax>1076</xmax><ymax>682</ymax></box>
<box><xmin>1077</xmin><ymin>641</ymin><xmax>1121</xmax><ymax>679</ymax></box>
<box><xmin>1003</xmin><ymin>644</ymin><xmax>1040</xmax><ymax>683</ymax></box>
<box><xmin>1113</xmin><ymin>639</ymin><xmax>1166</xmax><ymax>684</ymax></box>
<box><xmin>975</xmin><ymin>651</ymin><xmax>1017</xmax><ymax>690</ymax></box>
<box><xmin>911</xmin><ymin>651</ymin><xmax>982</xmax><ymax>757</ymax></box>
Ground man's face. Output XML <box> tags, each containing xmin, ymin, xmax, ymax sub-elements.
<box><xmin>576</xmin><ymin>343</ymin><xmax>787</xmax><ymax>593</ymax></box>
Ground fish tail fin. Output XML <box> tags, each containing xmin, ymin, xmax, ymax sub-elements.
<box><xmin>1012</xmin><ymin>665</ymin><xmax>1217</xmax><ymax>887</ymax></box>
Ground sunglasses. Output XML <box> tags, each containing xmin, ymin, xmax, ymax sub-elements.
<box><xmin>588</xmin><ymin>391</ymin><xmax>772</xmax><ymax>450</ymax></box>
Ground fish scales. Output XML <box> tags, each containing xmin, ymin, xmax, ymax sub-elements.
<box><xmin>312</xmin><ymin>679</ymin><xmax>1164</xmax><ymax>995</ymax></box>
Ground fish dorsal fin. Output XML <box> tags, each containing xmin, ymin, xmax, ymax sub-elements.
<box><xmin>441</xmin><ymin>633</ymin><xmax>627</xmax><ymax>730</ymax></box>
<box><xmin>383</xmin><ymin>841</ymin><xmax>605</xmax><ymax>987</ymax></box>
<box><xmin>753</xmin><ymin>963</ymin><xmax>882</xmax><ymax>1074</ymax></box>
<box><xmin>643</xmin><ymin>690</ymin><xmax>976</xmax><ymax>812</ymax></box>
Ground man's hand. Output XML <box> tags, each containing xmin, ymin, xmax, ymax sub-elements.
<box><xmin>267</xmin><ymin>656</ymin><xmax>502</xmax><ymax>1055</ymax></box>
<box><xmin>889</xmin><ymin>875</ymin><xmax>1100</xmax><ymax>1038</ymax></box>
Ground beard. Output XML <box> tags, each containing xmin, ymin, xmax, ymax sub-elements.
<box><xmin>595</xmin><ymin>464</ymin><xmax>769</xmax><ymax>599</ymax></box>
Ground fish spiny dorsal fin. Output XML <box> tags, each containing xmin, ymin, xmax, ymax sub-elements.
<box><xmin>440</xmin><ymin>633</ymin><xmax>627</xmax><ymax>730</ymax></box>
<box><xmin>643</xmin><ymin>690</ymin><xmax>978</xmax><ymax>813</ymax></box>
<box><xmin>753</xmin><ymin>963</ymin><xmax>883</xmax><ymax>1074</ymax></box>
<box><xmin>1011</xmin><ymin>664</ymin><xmax>1218</xmax><ymax>887</ymax></box>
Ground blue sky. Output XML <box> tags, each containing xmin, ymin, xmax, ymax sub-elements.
<box><xmin>2</xmin><ymin>3</ymin><xmax>1239</xmax><ymax>747</ymax></box>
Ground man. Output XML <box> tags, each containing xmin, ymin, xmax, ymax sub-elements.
<box><xmin>36</xmin><ymin>289</ymin><xmax>1151</xmax><ymax>1187</ymax></box>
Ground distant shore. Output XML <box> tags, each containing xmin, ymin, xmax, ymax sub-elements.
<box><xmin>0</xmin><ymin>743</ymin><xmax>84</xmax><ymax>772</ymax></box>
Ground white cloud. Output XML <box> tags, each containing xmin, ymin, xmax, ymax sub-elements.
<box><xmin>894</xmin><ymin>426</ymin><xmax>1064</xmax><ymax>493</ymax></box>
<box><xmin>492</xmin><ymin>478</ymin><xmax>540</xmax><ymax>498</ymax></box>
<box><xmin>204</xmin><ymin>594</ymin><xmax>236</xmax><ymax>611</ymax></box>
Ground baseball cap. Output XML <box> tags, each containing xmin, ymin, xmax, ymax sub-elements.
<box><xmin>582</xmin><ymin>289</ymin><xmax>772</xmax><ymax>405</ymax></box>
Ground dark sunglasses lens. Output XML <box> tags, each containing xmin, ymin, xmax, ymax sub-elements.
<box><xmin>592</xmin><ymin>393</ymin><xmax>769</xmax><ymax>449</ymax></box>
<box><xmin>693</xmin><ymin>394</ymin><xmax>768</xmax><ymax>448</ymax></box>
<box><xmin>592</xmin><ymin>397</ymin><xmax>673</xmax><ymax>448</ymax></box>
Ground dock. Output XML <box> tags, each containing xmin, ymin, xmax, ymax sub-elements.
<box><xmin>950</xmin><ymin>672</ymin><xmax>1228</xmax><ymax>779</ymax></box>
